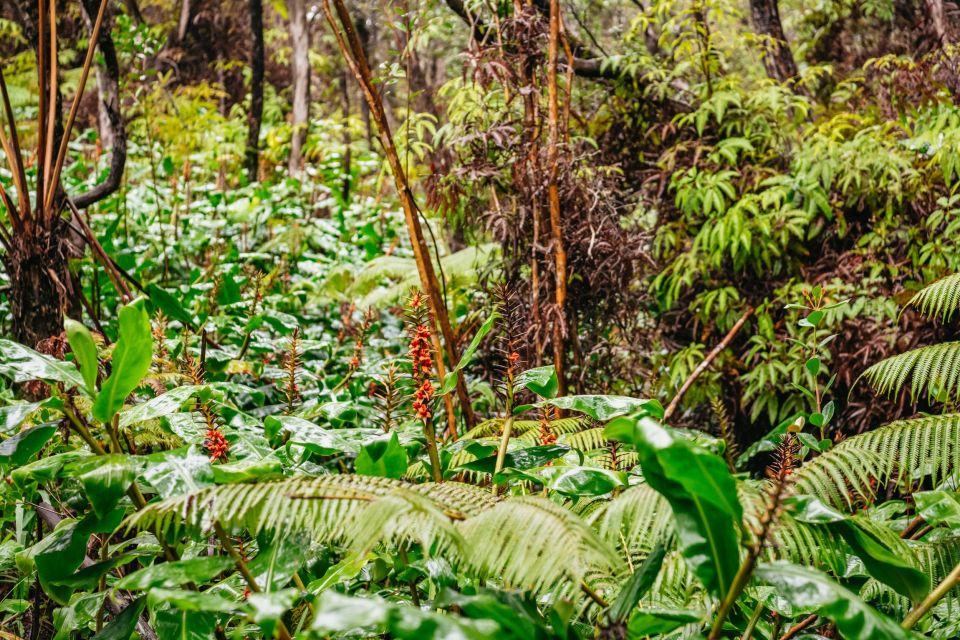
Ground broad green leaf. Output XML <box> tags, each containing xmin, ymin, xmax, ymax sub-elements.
<box><xmin>609</xmin><ymin>544</ymin><xmax>666</xmax><ymax>624</ymax></box>
<box><xmin>914</xmin><ymin>490</ymin><xmax>960</xmax><ymax>528</ymax></box>
<box><xmin>627</xmin><ymin>608</ymin><xmax>702</xmax><ymax>637</ymax></box>
<box><xmin>0</xmin><ymin>401</ymin><xmax>41</xmax><ymax>434</ymax></box>
<box><xmin>153</xmin><ymin>609</ymin><xmax>217</xmax><ymax>640</ymax></box>
<box><xmin>355</xmin><ymin>432</ymin><xmax>407</xmax><ymax>478</ymax></box>
<box><xmin>140</xmin><ymin>448</ymin><xmax>214</xmax><ymax>499</ymax></box>
<box><xmin>64</xmin><ymin>318</ymin><xmax>99</xmax><ymax>395</ymax></box>
<box><xmin>605</xmin><ymin>416</ymin><xmax>741</xmax><ymax>597</ymax></box>
<box><xmin>459</xmin><ymin>444</ymin><xmax>570</xmax><ymax>474</ymax></box>
<box><xmin>787</xmin><ymin>496</ymin><xmax>929</xmax><ymax>602</ymax></box>
<box><xmin>439</xmin><ymin>311</ymin><xmax>499</xmax><ymax>395</ymax></box>
<box><xmin>539</xmin><ymin>465</ymin><xmax>628</xmax><ymax>497</ymax></box>
<box><xmin>249</xmin><ymin>532</ymin><xmax>307</xmax><ymax>591</ymax></box>
<box><xmin>311</xmin><ymin>591</ymin><xmax>499</xmax><ymax>639</ymax></box>
<box><xmin>146</xmin><ymin>284</ymin><xmax>194</xmax><ymax>327</ymax></box>
<box><xmin>72</xmin><ymin>455</ymin><xmax>137</xmax><ymax>518</ymax></box>
<box><xmin>755</xmin><ymin>562</ymin><xmax>916</xmax><ymax>640</ymax></box>
<box><xmin>248</xmin><ymin>588</ymin><xmax>298</xmax><ymax>637</ymax></box>
<box><xmin>514</xmin><ymin>365</ymin><xmax>559</xmax><ymax>399</ymax></box>
<box><xmin>307</xmin><ymin>552</ymin><xmax>372</xmax><ymax>594</ymax></box>
<box><xmin>146</xmin><ymin>587</ymin><xmax>240</xmax><ymax>613</ymax></box>
<box><xmin>0</xmin><ymin>424</ymin><xmax>57</xmax><ymax>465</ymax></box>
<box><xmin>117</xmin><ymin>385</ymin><xmax>202</xmax><ymax>428</ymax></box>
<box><xmin>53</xmin><ymin>592</ymin><xmax>106</xmax><ymax>640</ymax></box>
<box><xmin>117</xmin><ymin>556</ymin><xmax>235</xmax><ymax>590</ymax></box>
<box><xmin>90</xmin><ymin>596</ymin><xmax>145</xmax><ymax>640</ymax></box>
<box><xmin>48</xmin><ymin>554</ymin><xmax>137</xmax><ymax>589</ymax></box>
<box><xmin>0</xmin><ymin>340</ymin><xmax>83</xmax><ymax>388</ymax></box>
<box><xmin>539</xmin><ymin>395</ymin><xmax>663</xmax><ymax>421</ymax></box>
<box><xmin>93</xmin><ymin>299</ymin><xmax>154</xmax><ymax>423</ymax></box>
<box><xmin>211</xmin><ymin>457</ymin><xmax>283</xmax><ymax>484</ymax></box>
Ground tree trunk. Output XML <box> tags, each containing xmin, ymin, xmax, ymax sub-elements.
<box><xmin>77</xmin><ymin>0</ymin><xmax>126</xmax><ymax>209</ymax></box>
<box><xmin>749</xmin><ymin>0</ymin><xmax>798</xmax><ymax>82</ymax></box>
<box><xmin>926</xmin><ymin>0</ymin><xmax>946</xmax><ymax>44</ymax></box>
<box><xmin>123</xmin><ymin>0</ymin><xmax>144</xmax><ymax>26</ymax></box>
<box><xmin>246</xmin><ymin>0</ymin><xmax>265</xmax><ymax>183</ymax></box>
<box><xmin>4</xmin><ymin>222</ymin><xmax>77</xmax><ymax>347</ymax></box>
<box><xmin>287</xmin><ymin>0</ymin><xmax>311</xmax><ymax>175</ymax></box>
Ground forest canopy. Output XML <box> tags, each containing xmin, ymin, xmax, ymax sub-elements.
<box><xmin>0</xmin><ymin>0</ymin><xmax>959</xmax><ymax>638</ymax></box>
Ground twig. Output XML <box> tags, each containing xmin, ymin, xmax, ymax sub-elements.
<box><xmin>780</xmin><ymin>613</ymin><xmax>817</xmax><ymax>640</ymax></box>
<box><xmin>663</xmin><ymin>306</ymin><xmax>754</xmax><ymax>422</ymax></box>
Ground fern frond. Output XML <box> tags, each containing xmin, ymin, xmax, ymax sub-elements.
<box><xmin>560</xmin><ymin>427</ymin><xmax>609</xmax><ymax>451</ymax></box>
<box><xmin>907</xmin><ymin>273</ymin><xmax>960</xmax><ymax>322</ymax></box>
<box><xmin>591</xmin><ymin>484</ymin><xmax>675</xmax><ymax>563</ymax></box>
<box><xmin>860</xmin><ymin>342</ymin><xmax>960</xmax><ymax>403</ymax></box>
<box><xmin>464</xmin><ymin>416</ymin><xmax>590</xmax><ymax>439</ymax></box>
<box><xmin>792</xmin><ymin>415</ymin><xmax>960</xmax><ymax>509</ymax></box>
<box><xmin>458</xmin><ymin>495</ymin><xmax>621</xmax><ymax>596</ymax></box>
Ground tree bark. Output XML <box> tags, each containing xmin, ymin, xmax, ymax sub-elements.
<box><xmin>246</xmin><ymin>0</ymin><xmax>265</xmax><ymax>183</ymax></box>
<box><xmin>123</xmin><ymin>0</ymin><xmax>144</xmax><ymax>25</ymax></box>
<box><xmin>322</xmin><ymin>0</ymin><xmax>476</xmax><ymax>430</ymax></box>
<box><xmin>287</xmin><ymin>0</ymin><xmax>311</xmax><ymax>175</ymax></box>
<box><xmin>76</xmin><ymin>0</ymin><xmax>126</xmax><ymax>209</ymax></box>
<box><xmin>926</xmin><ymin>0</ymin><xmax>946</xmax><ymax>45</ymax></box>
<box><xmin>546</xmin><ymin>0</ymin><xmax>568</xmax><ymax>396</ymax></box>
<box><xmin>749</xmin><ymin>0</ymin><xmax>798</xmax><ymax>82</ymax></box>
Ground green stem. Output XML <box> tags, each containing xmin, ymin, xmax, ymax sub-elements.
<box><xmin>423</xmin><ymin>417</ymin><xmax>443</xmax><ymax>483</ymax></box>
<box><xmin>902</xmin><ymin>560</ymin><xmax>960</xmax><ymax>629</ymax></box>
<box><xmin>740</xmin><ymin>600</ymin><xmax>764</xmax><ymax>640</ymax></box>
<box><xmin>493</xmin><ymin>414</ymin><xmax>514</xmax><ymax>493</ymax></box>
<box><xmin>708</xmin><ymin>551</ymin><xmax>759</xmax><ymax>639</ymax></box>
<box><xmin>213</xmin><ymin>521</ymin><xmax>293</xmax><ymax>640</ymax></box>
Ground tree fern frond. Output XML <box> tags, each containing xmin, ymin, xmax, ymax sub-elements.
<box><xmin>458</xmin><ymin>495</ymin><xmax>621</xmax><ymax>596</ymax></box>
<box><xmin>591</xmin><ymin>484</ymin><xmax>675</xmax><ymax>562</ymax></box>
<box><xmin>560</xmin><ymin>427</ymin><xmax>608</xmax><ymax>451</ymax></box>
<box><xmin>791</xmin><ymin>415</ymin><xmax>960</xmax><ymax>509</ymax></box>
<box><xmin>907</xmin><ymin>273</ymin><xmax>960</xmax><ymax>322</ymax></box>
<box><xmin>859</xmin><ymin>343</ymin><xmax>960</xmax><ymax>403</ymax></box>
<box><xmin>464</xmin><ymin>417</ymin><xmax>590</xmax><ymax>439</ymax></box>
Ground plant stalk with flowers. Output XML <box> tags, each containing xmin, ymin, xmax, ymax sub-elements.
<box><xmin>406</xmin><ymin>290</ymin><xmax>443</xmax><ymax>482</ymax></box>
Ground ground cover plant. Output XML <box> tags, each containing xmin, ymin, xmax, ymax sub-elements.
<box><xmin>3</xmin><ymin>0</ymin><xmax>960</xmax><ymax>638</ymax></box>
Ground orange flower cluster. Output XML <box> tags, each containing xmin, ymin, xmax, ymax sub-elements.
<box><xmin>204</xmin><ymin>427</ymin><xmax>230</xmax><ymax>462</ymax></box>
<box><xmin>408</xmin><ymin>325</ymin><xmax>433</xmax><ymax>378</ymax></box>
<box><xmin>413</xmin><ymin>379</ymin><xmax>434</xmax><ymax>420</ymax></box>
<box><xmin>539</xmin><ymin>417</ymin><xmax>557</xmax><ymax>445</ymax></box>
<box><xmin>350</xmin><ymin>338</ymin><xmax>363</xmax><ymax>368</ymax></box>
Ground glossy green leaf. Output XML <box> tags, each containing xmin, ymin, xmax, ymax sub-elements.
<box><xmin>627</xmin><ymin>608</ymin><xmax>702</xmax><ymax>637</ymax></box>
<box><xmin>788</xmin><ymin>496</ymin><xmax>929</xmax><ymax>602</ymax></box>
<box><xmin>514</xmin><ymin>365</ymin><xmax>559</xmax><ymax>399</ymax></box>
<box><xmin>64</xmin><ymin>318</ymin><xmax>99</xmax><ymax>395</ymax></box>
<box><xmin>93</xmin><ymin>299</ymin><xmax>154</xmax><ymax>423</ymax></box>
<box><xmin>0</xmin><ymin>424</ymin><xmax>56</xmax><ymax>465</ymax></box>
<box><xmin>605</xmin><ymin>416</ymin><xmax>741</xmax><ymax>597</ymax></box>
<box><xmin>72</xmin><ymin>455</ymin><xmax>137</xmax><ymax>518</ymax></box>
<box><xmin>146</xmin><ymin>587</ymin><xmax>239</xmax><ymax>613</ymax></box>
<box><xmin>540</xmin><ymin>395</ymin><xmax>663</xmax><ymax>421</ymax></box>
<box><xmin>755</xmin><ymin>562</ymin><xmax>916</xmax><ymax>640</ymax></box>
<box><xmin>153</xmin><ymin>609</ymin><xmax>217</xmax><ymax>640</ymax></box>
<box><xmin>539</xmin><ymin>465</ymin><xmax>628</xmax><ymax>497</ymax></box>
<box><xmin>90</xmin><ymin>596</ymin><xmax>145</xmax><ymax>640</ymax></box>
<box><xmin>146</xmin><ymin>283</ymin><xmax>194</xmax><ymax>327</ymax></box>
<box><xmin>914</xmin><ymin>490</ymin><xmax>960</xmax><ymax>528</ymax></box>
<box><xmin>459</xmin><ymin>444</ymin><xmax>569</xmax><ymax>474</ymax></box>
<box><xmin>117</xmin><ymin>556</ymin><xmax>235</xmax><ymax>590</ymax></box>
<box><xmin>0</xmin><ymin>340</ymin><xmax>84</xmax><ymax>388</ymax></box>
<box><xmin>117</xmin><ymin>385</ymin><xmax>202</xmax><ymax>428</ymax></box>
<box><xmin>248</xmin><ymin>588</ymin><xmax>298</xmax><ymax>637</ymax></box>
<box><xmin>141</xmin><ymin>448</ymin><xmax>214</xmax><ymax>499</ymax></box>
<box><xmin>355</xmin><ymin>432</ymin><xmax>407</xmax><ymax>478</ymax></box>
<box><xmin>0</xmin><ymin>401</ymin><xmax>41</xmax><ymax>435</ymax></box>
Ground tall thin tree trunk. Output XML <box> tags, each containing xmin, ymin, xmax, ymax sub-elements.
<box><xmin>245</xmin><ymin>0</ymin><xmax>265</xmax><ymax>183</ymax></box>
<box><xmin>749</xmin><ymin>0</ymin><xmax>798</xmax><ymax>82</ymax></box>
<box><xmin>287</xmin><ymin>0</ymin><xmax>311</xmax><ymax>175</ymax></box>
<box><xmin>123</xmin><ymin>0</ymin><xmax>144</xmax><ymax>25</ymax></box>
<box><xmin>546</xmin><ymin>0</ymin><xmax>568</xmax><ymax>396</ymax></box>
<box><xmin>323</xmin><ymin>0</ymin><xmax>476</xmax><ymax>430</ymax></box>
<box><xmin>926</xmin><ymin>0</ymin><xmax>946</xmax><ymax>45</ymax></box>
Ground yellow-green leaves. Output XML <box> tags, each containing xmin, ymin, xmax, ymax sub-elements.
<box><xmin>93</xmin><ymin>300</ymin><xmax>153</xmax><ymax>424</ymax></box>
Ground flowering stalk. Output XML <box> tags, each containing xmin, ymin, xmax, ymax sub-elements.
<box><xmin>407</xmin><ymin>291</ymin><xmax>442</xmax><ymax>482</ymax></box>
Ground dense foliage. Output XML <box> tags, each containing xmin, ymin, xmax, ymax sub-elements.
<box><xmin>2</xmin><ymin>0</ymin><xmax>960</xmax><ymax>638</ymax></box>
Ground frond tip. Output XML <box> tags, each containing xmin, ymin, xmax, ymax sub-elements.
<box><xmin>907</xmin><ymin>273</ymin><xmax>960</xmax><ymax>322</ymax></box>
<box><xmin>858</xmin><ymin>342</ymin><xmax>960</xmax><ymax>403</ymax></box>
